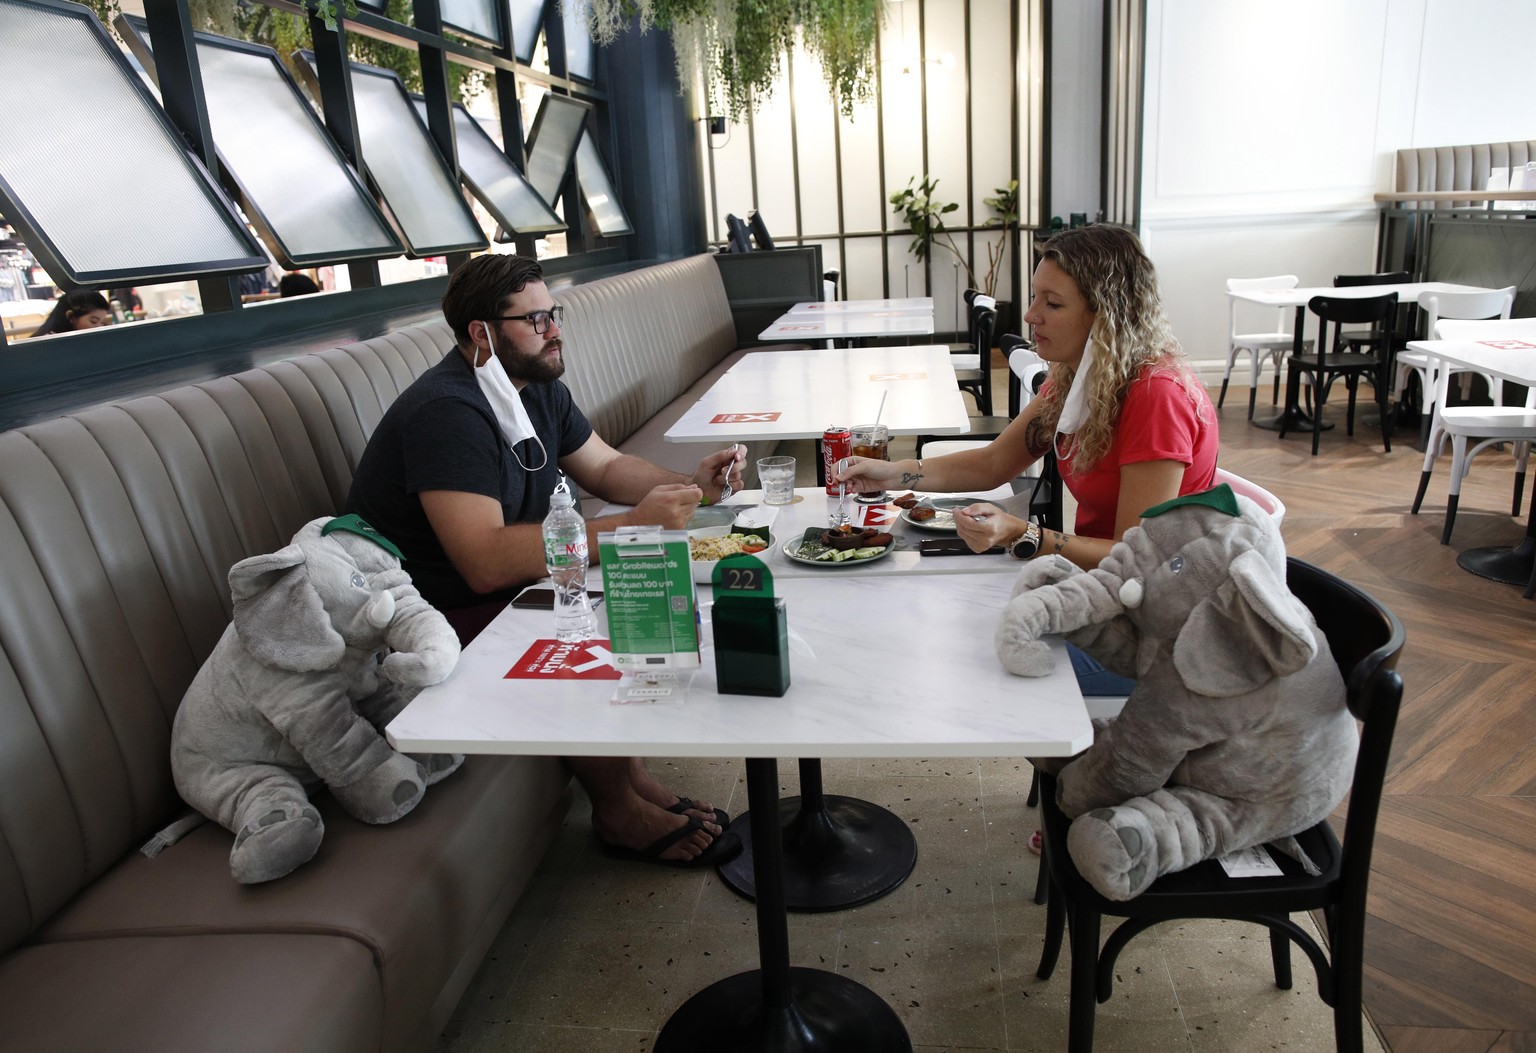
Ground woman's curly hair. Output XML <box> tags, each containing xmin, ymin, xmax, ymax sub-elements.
<box><xmin>1031</xmin><ymin>225</ymin><xmax>1202</xmax><ymax>471</ymax></box>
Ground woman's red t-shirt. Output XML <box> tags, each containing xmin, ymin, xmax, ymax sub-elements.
<box><xmin>1056</xmin><ymin>366</ymin><xmax>1218</xmax><ymax>540</ymax></box>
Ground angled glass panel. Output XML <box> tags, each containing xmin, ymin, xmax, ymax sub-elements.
<box><xmin>562</xmin><ymin>0</ymin><xmax>595</xmax><ymax>81</ymax></box>
<box><xmin>508</xmin><ymin>0</ymin><xmax>547</xmax><ymax>63</ymax></box>
<box><xmin>440</xmin><ymin>0</ymin><xmax>501</xmax><ymax>46</ymax></box>
<box><xmin>525</xmin><ymin>93</ymin><xmax>589</xmax><ymax>208</ymax></box>
<box><xmin>574</xmin><ymin>129</ymin><xmax>631</xmax><ymax>236</ymax></box>
<box><xmin>410</xmin><ymin>97</ymin><xmax>565</xmax><ymax>235</ymax></box>
<box><xmin>0</xmin><ymin>0</ymin><xmax>265</xmax><ymax>285</ymax></box>
<box><xmin>121</xmin><ymin>18</ymin><xmax>402</xmax><ymax>268</ymax></box>
<box><xmin>296</xmin><ymin>55</ymin><xmax>487</xmax><ymax>257</ymax></box>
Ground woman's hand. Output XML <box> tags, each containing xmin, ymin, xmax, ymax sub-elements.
<box><xmin>953</xmin><ymin>503</ymin><xmax>1021</xmax><ymax>553</ymax></box>
<box><xmin>830</xmin><ymin>455</ymin><xmax>904</xmax><ymax>494</ymax></box>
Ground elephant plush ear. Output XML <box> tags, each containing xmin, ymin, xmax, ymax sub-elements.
<box><xmin>229</xmin><ymin>545</ymin><xmax>345</xmax><ymax>671</ymax></box>
<box><xmin>1172</xmin><ymin>548</ymin><xmax>1317</xmax><ymax>697</ymax></box>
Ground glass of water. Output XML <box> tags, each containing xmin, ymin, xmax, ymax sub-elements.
<box><xmin>757</xmin><ymin>456</ymin><xmax>797</xmax><ymax>505</ymax></box>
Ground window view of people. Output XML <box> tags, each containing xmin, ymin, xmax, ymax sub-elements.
<box><xmin>29</xmin><ymin>290</ymin><xmax>113</xmax><ymax>337</ymax></box>
<box><xmin>278</xmin><ymin>272</ymin><xmax>320</xmax><ymax>297</ymax></box>
<box><xmin>346</xmin><ymin>252</ymin><xmax>746</xmax><ymax>868</ymax></box>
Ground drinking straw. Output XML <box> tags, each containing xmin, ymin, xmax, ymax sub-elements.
<box><xmin>873</xmin><ymin>390</ymin><xmax>888</xmax><ymax>430</ymax></box>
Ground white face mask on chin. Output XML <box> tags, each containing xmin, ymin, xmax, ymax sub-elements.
<box><xmin>473</xmin><ymin>325</ymin><xmax>548</xmax><ymax>470</ymax></box>
<box><xmin>1055</xmin><ymin>336</ymin><xmax>1098</xmax><ymax>437</ymax></box>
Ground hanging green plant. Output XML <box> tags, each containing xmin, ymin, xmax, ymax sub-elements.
<box><xmin>575</xmin><ymin>0</ymin><xmax>883</xmax><ymax>120</ymax></box>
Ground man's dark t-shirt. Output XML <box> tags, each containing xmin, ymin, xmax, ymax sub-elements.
<box><xmin>345</xmin><ymin>350</ymin><xmax>593</xmax><ymax>611</ymax></box>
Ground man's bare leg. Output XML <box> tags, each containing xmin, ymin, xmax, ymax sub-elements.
<box><xmin>566</xmin><ymin>756</ymin><xmax>721</xmax><ymax>862</ymax></box>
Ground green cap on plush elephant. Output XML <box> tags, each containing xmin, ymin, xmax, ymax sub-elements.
<box><xmin>996</xmin><ymin>485</ymin><xmax>1356</xmax><ymax>901</ymax></box>
<box><xmin>170</xmin><ymin>516</ymin><xmax>464</xmax><ymax>884</ymax></box>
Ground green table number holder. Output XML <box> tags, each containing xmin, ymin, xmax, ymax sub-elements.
<box><xmin>710</xmin><ymin>553</ymin><xmax>790</xmax><ymax>697</ymax></box>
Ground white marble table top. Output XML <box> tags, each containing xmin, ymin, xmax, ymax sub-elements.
<box><xmin>663</xmin><ymin>346</ymin><xmax>971</xmax><ymax>441</ymax></box>
<box><xmin>758</xmin><ymin>311</ymin><xmax>935</xmax><ymax>341</ymax></box>
<box><xmin>1407</xmin><ymin>321</ymin><xmax>1536</xmax><ymax>386</ymax></box>
<box><xmin>385</xmin><ymin>571</ymin><xmax>1090</xmax><ymax>759</ymax></box>
<box><xmin>787</xmin><ymin>297</ymin><xmax>934</xmax><ymax>315</ymax></box>
<box><xmin>1226</xmin><ymin>281</ymin><xmax>1495</xmax><ymax>308</ymax></box>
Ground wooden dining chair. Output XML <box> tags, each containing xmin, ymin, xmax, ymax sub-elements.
<box><xmin>1032</xmin><ymin>558</ymin><xmax>1406</xmax><ymax>1053</ymax></box>
<box><xmin>1333</xmin><ymin>271</ymin><xmax>1412</xmax><ymax>359</ymax></box>
<box><xmin>1392</xmin><ymin>287</ymin><xmax>1516</xmax><ymax>448</ymax></box>
<box><xmin>1279</xmin><ymin>294</ymin><xmax>1399</xmax><ymax>455</ymax></box>
<box><xmin>1220</xmin><ymin>275</ymin><xmax>1314</xmax><ymax>420</ymax></box>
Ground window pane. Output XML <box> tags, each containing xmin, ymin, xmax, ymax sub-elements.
<box><xmin>411</xmin><ymin>97</ymin><xmax>566</xmax><ymax>234</ymax></box>
<box><xmin>509</xmin><ymin>0</ymin><xmax>546</xmax><ymax>63</ymax></box>
<box><xmin>574</xmin><ymin>129</ymin><xmax>631</xmax><ymax>235</ymax></box>
<box><xmin>440</xmin><ymin>0</ymin><xmax>501</xmax><ymax>46</ymax></box>
<box><xmin>124</xmin><ymin>21</ymin><xmax>403</xmax><ymax>266</ymax></box>
<box><xmin>562</xmin><ymin>0</ymin><xmax>595</xmax><ymax>81</ymax></box>
<box><xmin>0</xmin><ymin>0</ymin><xmax>265</xmax><ymax>285</ymax></box>
<box><xmin>344</xmin><ymin>62</ymin><xmax>488</xmax><ymax>256</ymax></box>
<box><xmin>524</xmin><ymin>92</ymin><xmax>588</xmax><ymax>207</ymax></box>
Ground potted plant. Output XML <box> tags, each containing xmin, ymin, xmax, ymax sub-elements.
<box><xmin>889</xmin><ymin>175</ymin><xmax>976</xmax><ymax>289</ymax></box>
<box><xmin>980</xmin><ymin>179</ymin><xmax>1020</xmax><ymax>333</ymax></box>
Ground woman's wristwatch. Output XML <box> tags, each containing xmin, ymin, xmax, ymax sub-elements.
<box><xmin>1008</xmin><ymin>521</ymin><xmax>1042</xmax><ymax>560</ymax></box>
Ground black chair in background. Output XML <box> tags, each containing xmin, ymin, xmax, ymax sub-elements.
<box><xmin>724</xmin><ymin>213</ymin><xmax>752</xmax><ymax>254</ymax></box>
<box><xmin>1280</xmin><ymin>293</ymin><xmax>1399</xmax><ymax>455</ymax></box>
<box><xmin>1334</xmin><ymin>270</ymin><xmax>1412</xmax><ymax>358</ymax></box>
<box><xmin>746</xmin><ymin>209</ymin><xmax>775</xmax><ymax>250</ymax></box>
<box><xmin>1033</xmin><ymin>558</ymin><xmax>1406</xmax><ymax>1053</ymax></box>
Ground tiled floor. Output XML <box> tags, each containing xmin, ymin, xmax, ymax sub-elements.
<box><xmin>439</xmin><ymin>755</ymin><xmax>1388</xmax><ymax>1052</ymax></box>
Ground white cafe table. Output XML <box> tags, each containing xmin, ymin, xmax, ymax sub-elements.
<box><xmin>1408</xmin><ymin>325</ymin><xmax>1536</xmax><ymax>596</ymax></box>
<box><xmin>786</xmin><ymin>296</ymin><xmax>934</xmax><ymax>315</ymax></box>
<box><xmin>758</xmin><ymin>309</ymin><xmax>935</xmax><ymax>343</ymax></box>
<box><xmin>1226</xmin><ymin>281</ymin><xmax>1497</xmax><ymax>432</ymax></box>
<box><xmin>663</xmin><ymin>345</ymin><xmax>971</xmax><ymax>444</ymax></box>
<box><xmin>387</xmin><ymin>572</ymin><xmax>1088</xmax><ymax>1052</ymax></box>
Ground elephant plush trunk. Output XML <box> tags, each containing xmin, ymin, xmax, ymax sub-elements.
<box><xmin>376</xmin><ymin>575</ymin><xmax>461</xmax><ymax>687</ymax></box>
<box><xmin>365</xmin><ymin>589</ymin><xmax>396</xmax><ymax>629</ymax></box>
<box><xmin>996</xmin><ymin>565</ymin><xmax>1127</xmax><ymax>678</ymax></box>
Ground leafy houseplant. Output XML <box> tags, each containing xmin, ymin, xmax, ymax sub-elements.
<box><xmin>889</xmin><ymin>175</ymin><xmax>976</xmax><ymax>289</ymax></box>
<box><xmin>980</xmin><ymin>179</ymin><xmax>1019</xmax><ymax>299</ymax></box>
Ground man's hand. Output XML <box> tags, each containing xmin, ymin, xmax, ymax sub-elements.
<box><xmin>628</xmin><ymin>483</ymin><xmax>704</xmax><ymax>529</ymax></box>
<box><xmin>692</xmin><ymin>445</ymin><xmax>746</xmax><ymax>504</ymax></box>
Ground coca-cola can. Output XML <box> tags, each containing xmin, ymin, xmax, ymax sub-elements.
<box><xmin>822</xmin><ymin>426</ymin><xmax>852</xmax><ymax>495</ymax></box>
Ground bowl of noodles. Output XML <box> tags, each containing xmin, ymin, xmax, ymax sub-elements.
<box><xmin>688</xmin><ymin>525</ymin><xmax>772</xmax><ymax>583</ymax></box>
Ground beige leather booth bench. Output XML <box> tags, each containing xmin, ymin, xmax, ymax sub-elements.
<box><xmin>0</xmin><ymin>254</ymin><xmax>775</xmax><ymax>1052</ymax></box>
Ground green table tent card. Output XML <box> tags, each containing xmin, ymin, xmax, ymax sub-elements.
<box><xmin>597</xmin><ymin>527</ymin><xmax>701</xmax><ymax>670</ymax></box>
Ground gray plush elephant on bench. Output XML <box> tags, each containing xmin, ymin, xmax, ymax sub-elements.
<box><xmin>996</xmin><ymin>485</ymin><xmax>1356</xmax><ymax>901</ymax></box>
<box><xmin>170</xmin><ymin>515</ymin><xmax>463</xmax><ymax>884</ymax></box>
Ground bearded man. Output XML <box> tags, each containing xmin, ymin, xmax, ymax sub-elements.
<box><xmin>346</xmin><ymin>253</ymin><xmax>743</xmax><ymax>867</ymax></box>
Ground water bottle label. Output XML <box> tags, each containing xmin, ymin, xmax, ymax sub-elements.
<box><xmin>545</xmin><ymin>537</ymin><xmax>588</xmax><ymax>565</ymax></box>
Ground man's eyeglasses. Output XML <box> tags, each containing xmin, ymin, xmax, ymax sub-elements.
<box><xmin>488</xmin><ymin>305</ymin><xmax>565</xmax><ymax>335</ymax></box>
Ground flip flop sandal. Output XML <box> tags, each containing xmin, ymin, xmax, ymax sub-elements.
<box><xmin>667</xmin><ymin>797</ymin><xmax>731</xmax><ymax>830</ymax></box>
<box><xmin>1028</xmin><ymin>829</ymin><xmax>1043</xmax><ymax>856</ymax></box>
<box><xmin>601</xmin><ymin>816</ymin><xmax>743</xmax><ymax>869</ymax></box>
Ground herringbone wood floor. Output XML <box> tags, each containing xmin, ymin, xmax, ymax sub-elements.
<box><xmin>1213</xmin><ymin>384</ymin><xmax>1536</xmax><ymax>1053</ymax></box>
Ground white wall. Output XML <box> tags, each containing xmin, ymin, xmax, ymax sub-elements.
<box><xmin>1139</xmin><ymin>0</ymin><xmax>1536</xmax><ymax>376</ymax></box>
<box><xmin>1049</xmin><ymin>1</ymin><xmax>1102</xmax><ymax>223</ymax></box>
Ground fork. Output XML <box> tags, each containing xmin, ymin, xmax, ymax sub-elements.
<box><xmin>717</xmin><ymin>443</ymin><xmax>740</xmax><ymax>503</ymax></box>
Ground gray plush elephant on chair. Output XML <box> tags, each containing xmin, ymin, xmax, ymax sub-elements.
<box><xmin>996</xmin><ymin>485</ymin><xmax>1356</xmax><ymax>901</ymax></box>
<box><xmin>171</xmin><ymin>515</ymin><xmax>463</xmax><ymax>884</ymax></box>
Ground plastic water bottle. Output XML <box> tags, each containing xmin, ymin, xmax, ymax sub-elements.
<box><xmin>542</xmin><ymin>474</ymin><xmax>595</xmax><ymax>642</ymax></box>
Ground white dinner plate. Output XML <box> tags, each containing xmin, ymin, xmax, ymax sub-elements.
<box><xmin>783</xmin><ymin>531</ymin><xmax>894</xmax><ymax>568</ymax></box>
<box><xmin>899</xmin><ymin>496</ymin><xmax>995</xmax><ymax>533</ymax></box>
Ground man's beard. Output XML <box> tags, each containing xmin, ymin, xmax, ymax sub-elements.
<box><xmin>499</xmin><ymin>339</ymin><xmax>565</xmax><ymax>383</ymax></box>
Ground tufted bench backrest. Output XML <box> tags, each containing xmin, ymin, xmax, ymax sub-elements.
<box><xmin>1395</xmin><ymin>139</ymin><xmax>1536</xmax><ymax>209</ymax></box>
<box><xmin>0</xmin><ymin>255</ymin><xmax>738</xmax><ymax>955</ymax></box>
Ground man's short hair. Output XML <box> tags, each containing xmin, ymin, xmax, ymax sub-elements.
<box><xmin>442</xmin><ymin>254</ymin><xmax>544</xmax><ymax>348</ymax></box>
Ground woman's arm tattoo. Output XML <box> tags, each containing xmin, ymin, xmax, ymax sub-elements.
<box><xmin>1023</xmin><ymin>417</ymin><xmax>1053</xmax><ymax>458</ymax></box>
<box><xmin>1051</xmin><ymin>531</ymin><xmax>1073</xmax><ymax>553</ymax></box>
<box><xmin>900</xmin><ymin>470</ymin><xmax>923</xmax><ymax>486</ymax></box>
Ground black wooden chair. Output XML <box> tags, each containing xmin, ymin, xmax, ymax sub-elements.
<box><xmin>1334</xmin><ymin>271</ymin><xmax>1412</xmax><ymax>359</ymax></box>
<box><xmin>1032</xmin><ymin>558</ymin><xmax>1406</xmax><ymax>1053</ymax></box>
<box><xmin>1280</xmin><ymin>293</ymin><xmax>1399</xmax><ymax>455</ymax></box>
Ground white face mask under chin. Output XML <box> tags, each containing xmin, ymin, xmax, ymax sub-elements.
<box><xmin>1053</xmin><ymin>338</ymin><xmax>1098</xmax><ymax>460</ymax></box>
<box><xmin>474</xmin><ymin>326</ymin><xmax>548</xmax><ymax>471</ymax></box>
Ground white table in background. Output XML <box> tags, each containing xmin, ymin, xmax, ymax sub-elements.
<box><xmin>663</xmin><ymin>345</ymin><xmax>971</xmax><ymax>443</ymax></box>
<box><xmin>786</xmin><ymin>297</ymin><xmax>934</xmax><ymax>315</ymax></box>
<box><xmin>386</xmin><ymin>572</ymin><xmax>1088</xmax><ymax>1052</ymax></box>
<box><xmin>1407</xmin><ymin>325</ymin><xmax>1536</xmax><ymax>595</ymax></box>
<box><xmin>757</xmin><ymin>310</ymin><xmax>935</xmax><ymax>344</ymax></box>
<box><xmin>1226</xmin><ymin>281</ymin><xmax>1498</xmax><ymax>432</ymax></box>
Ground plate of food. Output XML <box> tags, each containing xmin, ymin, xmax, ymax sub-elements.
<box><xmin>891</xmin><ymin>493</ymin><xmax>994</xmax><ymax>532</ymax></box>
<box><xmin>688</xmin><ymin>525</ymin><xmax>772</xmax><ymax>583</ymax></box>
<box><xmin>783</xmin><ymin>525</ymin><xmax>895</xmax><ymax>567</ymax></box>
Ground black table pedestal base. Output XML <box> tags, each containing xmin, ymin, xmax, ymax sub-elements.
<box><xmin>1252</xmin><ymin>409</ymin><xmax>1335</xmax><ymax>433</ymax></box>
<box><xmin>1458</xmin><ymin>537</ymin><xmax>1536</xmax><ymax>587</ymax></box>
<box><xmin>717</xmin><ymin>760</ymin><xmax>918</xmax><ymax>912</ymax></box>
<box><xmin>655</xmin><ymin>966</ymin><xmax>911</xmax><ymax>1053</ymax></box>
